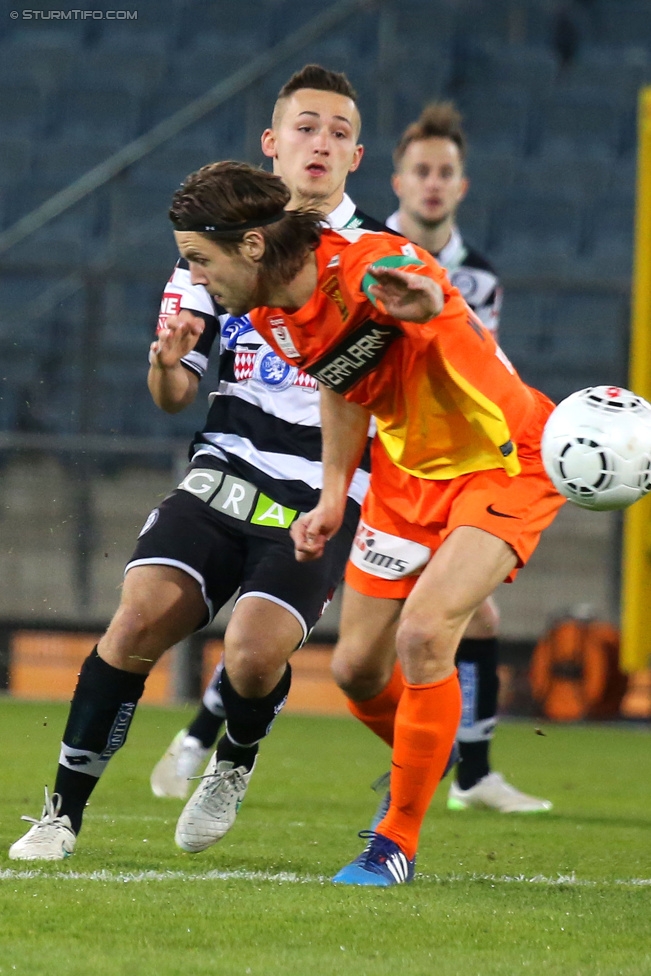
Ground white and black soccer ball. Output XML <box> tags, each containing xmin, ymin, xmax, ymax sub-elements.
<box><xmin>541</xmin><ymin>386</ymin><xmax>651</xmax><ymax>511</ymax></box>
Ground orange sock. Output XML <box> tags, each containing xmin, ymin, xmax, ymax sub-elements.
<box><xmin>377</xmin><ymin>671</ymin><xmax>462</xmax><ymax>860</ymax></box>
<box><xmin>346</xmin><ymin>661</ymin><xmax>404</xmax><ymax>747</ymax></box>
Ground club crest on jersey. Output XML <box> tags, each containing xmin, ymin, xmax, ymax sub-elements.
<box><xmin>321</xmin><ymin>274</ymin><xmax>349</xmax><ymax>321</ymax></box>
<box><xmin>255</xmin><ymin>349</ymin><xmax>295</xmax><ymax>390</ymax></box>
<box><xmin>269</xmin><ymin>317</ymin><xmax>301</xmax><ymax>359</ymax></box>
<box><xmin>306</xmin><ymin>319</ymin><xmax>402</xmax><ymax>393</ymax></box>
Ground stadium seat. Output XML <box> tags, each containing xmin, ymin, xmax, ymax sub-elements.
<box><xmin>516</xmin><ymin>156</ymin><xmax>611</xmax><ymax>202</ymax></box>
<box><xmin>0</xmin><ymin>84</ymin><xmax>49</xmax><ymax>137</ymax></box>
<box><xmin>178</xmin><ymin>0</ymin><xmax>269</xmax><ymax>50</ymax></box>
<box><xmin>465</xmin><ymin>150</ymin><xmax>517</xmax><ymax>203</ymax></box>
<box><xmin>0</xmin><ymin>137</ymin><xmax>33</xmax><ymax>187</ymax></box>
<box><xmin>459</xmin><ymin>40</ymin><xmax>558</xmax><ymax>94</ymax></box>
<box><xmin>70</xmin><ymin>48</ymin><xmax>167</xmax><ymax>97</ymax></box>
<box><xmin>593</xmin><ymin>0</ymin><xmax>651</xmax><ymax>48</ymax></box>
<box><xmin>489</xmin><ymin>195</ymin><xmax>583</xmax><ymax>273</ymax></box>
<box><xmin>55</xmin><ymin>84</ymin><xmax>144</xmax><ymax>141</ymax></box>
<box><xmin>585</xmin><ymin>202</ymin><xmax>635</xmax><ymax>277</ymax></box>
<box><xmin>535</xmin><ymin>90</ymin><xmax>623</xmax><ymax>158</ymax></box>
<box><xmin>32</xmin><ymin>138</ymin><xmax>123</xmax><ymax>188</ymax></box>
<box><xmin>457</xmin><ymin>89</ymin><xmax>531</xmax><ymax>155</ymax></box>
<box><xmin>565</xmin><ymin>46</ymin><xmax>651</xmax><ymax>100</ymax></box>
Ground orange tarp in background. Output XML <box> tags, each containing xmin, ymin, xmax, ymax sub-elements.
<box><xmin>8</xmin><ymin>632</ymin><xmax>349</xmax><ymax>715</ymax></box>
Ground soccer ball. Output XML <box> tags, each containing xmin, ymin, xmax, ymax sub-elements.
<box><xmin>541</xmin><ymin>386</ymin><xmax>651</xmax><ymax>510</ymax></box>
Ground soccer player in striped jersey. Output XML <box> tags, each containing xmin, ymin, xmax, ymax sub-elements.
<box><xmin>8</xmin><ymin>65</ymin><xmax>383</xmax><ymax>862</ymax></box>
<box><xmin>375</xmin><ymin>102</ymin><xmax>552</xmax><ymax>814</ymax></box>
<box><xmin>167</xmin><ymin>160</ymin><xmax>564</xmax><ymax>885</ymax></box>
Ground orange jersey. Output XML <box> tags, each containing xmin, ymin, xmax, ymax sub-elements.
<box><xmin>250</xmin><ymin>228</ymin><xmax>540</xmax><ymax>480</ymax></box>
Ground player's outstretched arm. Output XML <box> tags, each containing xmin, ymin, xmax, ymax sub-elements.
<box><xmin>148</xmin><ymin>311</ymin><xmax>204</xmax><ymax>413</ymax></box>
<box><xmin>366</xmin><ymin>263</ymin><xmax>444</xmax><ymax>323</ymax></box>
<box><xmin>291</xmin><ymin>386</ymin><xmax>370</xmax><ymax>562</ymax></box>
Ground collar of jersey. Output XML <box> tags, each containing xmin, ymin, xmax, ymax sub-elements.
<box><xmin>326</xmin><ymin>193</ymin><xmax>356</xmax><ymax>230</ymax></box>
<box><xmin>384</xmin><ymin>213</ymin><xmax>467</xmax><ymax>273</ymax></box>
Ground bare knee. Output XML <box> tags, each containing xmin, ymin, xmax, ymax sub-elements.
<box><xmin>331</xmin><ymin>643</ymin><xmax>393</xmax><ymax>701</ymax></box>
<box><xmin>395</xmin><ymin>609</ymin><xmax>460</xmax><ymax>684</ymax></box>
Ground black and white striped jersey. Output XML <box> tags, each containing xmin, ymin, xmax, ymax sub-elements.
<box><xmin>157</xmin><ymin>194</ymin><xmax>387</xmax><ymax>512</ymax></box>
<box><xmin>385</xmin><ymin>215</ymin><xmax>502</xmax><ymax>337</ymax></box>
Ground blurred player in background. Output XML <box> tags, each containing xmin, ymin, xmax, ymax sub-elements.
<box><xmin>168</xmin><ymin>160</ymin><xmax>564</xmax><ymax>884</ymax></box>
<box><xmin>378</xmin><ymin>102</ymin><xmax>552</xmax><ymax>814</ymax></box>
<box><xmin>9</xmin><ymin>65</ymin><xmax>385</xmax><ymax>862</ymax></box>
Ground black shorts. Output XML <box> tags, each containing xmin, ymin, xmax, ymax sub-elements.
<box><xmin>127</xmin><ymin>488</ymin><xmax>359</xmax><ymax>643</ymax></box>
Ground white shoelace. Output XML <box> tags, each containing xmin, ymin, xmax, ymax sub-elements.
<box><xmin>20</xmin><ymin>787</ymin><xmax>64</xmax><ymax>828</ymax></box>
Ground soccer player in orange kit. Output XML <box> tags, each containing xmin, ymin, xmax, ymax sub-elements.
<box><xmin>169</xmin><ymin>160</ymin><xmax>564</xmax><ymax>886</ymax></box>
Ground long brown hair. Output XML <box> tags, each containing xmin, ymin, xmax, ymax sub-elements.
<box><xmin>170</xmin><ymin>161</ymin><xmax>323</xmax><ymax>284</ymax></box>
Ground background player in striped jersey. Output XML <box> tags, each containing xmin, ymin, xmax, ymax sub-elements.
<box><xmin>376</xmin><ymin>102</ymin><xmax>552</xmax><ymax>814</ymax></box>
<box><xmin>9</xmin><ymin>65</ymin><xmax>382</xmax><ymax>862</ymax></box>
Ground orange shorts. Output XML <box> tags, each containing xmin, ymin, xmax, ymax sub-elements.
<box><xmin>345</xmin><ymin>388</ymin><xmax>565</xmax><ymax>599</ymax></box>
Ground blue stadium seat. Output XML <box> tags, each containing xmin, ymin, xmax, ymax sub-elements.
<box><xmin>0</xmin><ymin>84</ymin><xmax>48</xmax><ymax>136</ymax></box>
<box><xmin>457</xmin><ymin>89</ymin><xmax>531</xmax><ymax>154</ymax></box>
<box><xmin>459</xmin><ymin>40</ymin><xmax>558</xmax><ymax>94</ymax></box>
<box><xmin>70</xmin><ymin>48</ymin><xmax>167</xmax><ymax>97</ymax></box>
<box><xmin>56</xmin><ymin>84</ymin><xmax>144</xmax><ymax>141</ymax></box>
<box><xmin>586</xmin><ymin>202</ymin><xmax>634</xmax><ymax>277</ymax></box>
<box><xmin>0</xmin><ymin>37</ymin><xmax>75</xmax><ymax>92</ymax></box>
<box><xmin>465</xmin><ymin>150</ymin><xmax>517</xmax><ymax>203</ymax></box>
<box><xmin>129</xmin><ymin>143</ymin><xmax>218</xmax><ymax>191</ymax></box>
<box><xmin>535</xmin><ymin>90</ymin><xmax>623</xmax><ymax>158</ymax></box>
<box><xmin>566</xmin><ymin>46</ymin><xmax>651</xmax><ymax>100</ymax></box>
<box><xmin>0</xmin><ymin>136</ymin><xmax>33</xmax><ymax>186</ymax></box>
<box><xmin>516</xmin><ymin>156</ymin><xmax>611</xmax><ymax>202</ymax></box>
<box><xmin>32</xmin><ymin>138</ymin><xmax>122</xmax><ymax>187</ymax></box>
<box><xmin>593</xmin><ymin>0</ymin><xmax>651</xmax><ymax>48</ymax></box>
<box><xmin>489</xmin><ymin>195</ymin><xmax>584</xmax><ymax>273</ymax></box>
<box><xmin>178</xmin><ymin>0</ymin><xmax>270</xmax><ymax>50</ymax></box>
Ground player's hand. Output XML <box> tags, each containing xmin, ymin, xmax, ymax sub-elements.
<box><xmin>290</xmin><ymin>504</ymin><xmax>344</xmax><ymax>562</ymax></box>
<box><xmin>150</xmin><ymin>311</ymin><xmax>205</xmax><ymax>369</ymax></box>
<box><xmin>366</xmin><ymin>264</ymin><xmax>444</xmax><ymax>323</ymax></box>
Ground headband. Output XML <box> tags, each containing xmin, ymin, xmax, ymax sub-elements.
<box><xmin>180</xmin><ymin>211</ymin><xmax>287</xmax><ymax>233</ymax></box>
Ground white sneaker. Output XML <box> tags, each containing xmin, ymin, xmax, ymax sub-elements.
<box><xmin>175</xmin><ymin>753</ymin><xmax>256</xmax><ymax>853</ymax></box>
<box><xmin>447</xmin><ymin>772</ymin><xmax>553</xmax><ymax>813</ymax></box>
<box><xmin>150</xmin><ymin>730</ymin><xmax>211</xmax><ymax>799</ymax></box>
<box><xmin>9</xmin><ymin>788</ymin><xmax>77</xmax><ymax>860</ymax></box>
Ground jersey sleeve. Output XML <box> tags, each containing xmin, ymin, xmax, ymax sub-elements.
<box><xmin>340</xmin><ymin>234</ymin><xmax>447</xmax><ymax>316</ymax></box>
<box><xmin>156</xmin><ymin>260</ymin><xmax>219</xmax><ymax>378</ymax></box>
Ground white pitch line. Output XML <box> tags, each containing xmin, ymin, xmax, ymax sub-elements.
<box><xmin>2</xmin><ymin>868</ymin><xmax>651</xmax><ymax>887</ymax></box>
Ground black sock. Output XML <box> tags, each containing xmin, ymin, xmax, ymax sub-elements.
<box><xmin>215</xmin><ymin>664</ymin><xmax>292</xmax><ymax>771</ymax></box>
<box><xmin>54</xmin><ymin>647</ymin><xmax>146</xmax><ymax>834</ymax></box>
<box><xmin>455</xmin><ymin>637</ymin><xmax>499</xmax><ymax>791</ymax></box>
<box><xmin>187</xmin><ymin>704</ymin><xmax>224</xmax><ymax>750</ymax></box>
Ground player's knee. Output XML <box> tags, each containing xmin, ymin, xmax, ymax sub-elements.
<box><xmin>100</xmin><ymin>604</ymin><xmax>162</xmax><ymax>669</ymax></box>
<box><xmin>331</xmin><ymin>648</ymin><xmax>388</xmax><ymax>700</ymax></box>
<box><xmin>395</xmin><ymin>607</ymin><xmax>460</xmax><ymax>664</ymax></box>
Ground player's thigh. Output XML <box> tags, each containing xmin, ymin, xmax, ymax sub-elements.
<box><xmin>401</xmin><ymin>527</ymin><xmax>516</xmax><ymax>650</ymax></box>
<box><xmin>100</xmin><ymin>564</ymin><xmax>207</xmax><ymax>672</ymax></box>
<box><xmin>236</xmin><ymin>500</ymin><xmax>359</xmax><ymax>646</ymax></box>
<box><xmin>128</xmin><ymin>488</ymin><xmax>247</xmax><ymax>625</ymax></box>
<box><xmin>331</xmin><ymin>583</ymin><xmax>402</xmax><ymax>693</ymax></box>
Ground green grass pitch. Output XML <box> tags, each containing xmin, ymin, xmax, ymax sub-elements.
<box><xmin>2</xmin><ymin>698</ymin><xmax>651</xmax><ymax>975</ymax></box>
